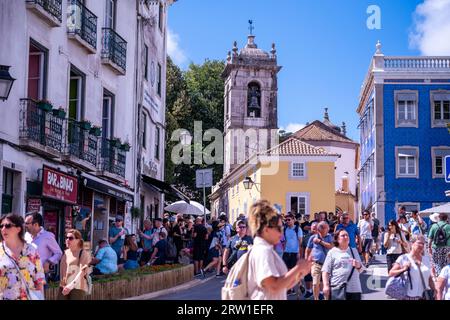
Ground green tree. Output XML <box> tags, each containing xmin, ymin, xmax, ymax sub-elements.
<box><xmin>165</xmin><ymin>59</ymin><xmax>225</xmax><ymax>203</ymax></box>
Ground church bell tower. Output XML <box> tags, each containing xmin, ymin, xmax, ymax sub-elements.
<box><xmin>222</xmin><ymin>26</ymin><xmax>281</xmax><ymax>175</ymax></box>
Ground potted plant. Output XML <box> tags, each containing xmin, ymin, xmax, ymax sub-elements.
<box><xmin>52</xmin><ymin>107</ymin><xmax>66</xmax><ymax>119</ymax></box>
<box><xmin>111</xmin><ymin>137</ymin><xmax>122</xmax><ymax>148</ymax></box>
<box><xmin>79</xmin><ymin>120</ymin><xmax>92</xmax><ymax>131</ymax></box>
<box><xmin>89</xmin><ymin>125</ymin><xmax>102</xmax><ymax>137</ymax></box>
<box><xmin>130</xmin><ymin>206</ymin><xmax>141</xmax><ymax>219</ymax></box>
<box><xmin>120</xmin><ymin>141</ymin><xmax>131</xmax><ymax>152</ymax></box>
<box><xmin>37</xmin><ymin>99</ymin><xmax>53</xmax><ymax>112</ymax></box>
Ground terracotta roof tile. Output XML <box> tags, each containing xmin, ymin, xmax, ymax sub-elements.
<box><xmin>293</xmin><ymin>120</ymin><xmax>358</xmax><ymax>144</ymax></box>
<box><xmin>262</xmin><ymin>137</ymin><xmax>339</xmax><ymax>156</ymax></box>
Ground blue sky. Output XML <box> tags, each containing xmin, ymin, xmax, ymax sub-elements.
<box><xmin>167</xmin><ymin>0</ymin><xmax>450</xmax><ymax>141</ymax></box>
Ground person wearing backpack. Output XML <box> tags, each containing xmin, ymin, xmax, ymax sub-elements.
<box><xmin>231</xmin><ymin>200</ymin><xmax>310</xmax><ymax>300</ymax></box>
<box><xmin>282</xmin><ymin>213</ymin><xmax>303</xmax><ymax>295</ymax></box>
<box><xmin>428</xmin><ymin>213</ymin><xmax>450</xmax><ymax>275</ymax></box>
<box><xmin>150</xmin><ymin>231</ymin><xmax>168</xmax><ymax>265</ymax></box>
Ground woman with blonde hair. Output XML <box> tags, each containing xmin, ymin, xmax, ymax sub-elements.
<box><xmin>247</xmin><ymin>200</ymin><xmax>311</xmax><ymax>300</ymax></box>
<box><xmin>59</xmin><ymin>229</ymin><xmax>92</xmax><ymax>300</ymax></box>
<box><xmin>389</xmin><ymin>234</ymin><xmax>437</xmax><ymax>300</ymax></box>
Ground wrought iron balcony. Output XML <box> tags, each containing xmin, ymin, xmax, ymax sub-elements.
<box><xmin>100</xmin><ymin>139</ymin><xmax>126</xmax><ymax>178</ymax></box>
<box><xmin>101</xmin><ymin>28</ymin><xmax>127</xmax><ymax>74</ymax></box>
<box><xmin>66</xmin><ymin>120</ymin><xmax>99</xmax><ymax>169</ymax></box>
<box><xmin>67</xmin><ymin>0</ymin><xmax>98</xmax><ymax>53</ymax></box>
<box><xmin>19</xmin><ymin>99</ymin><xmax>64</xmax><ymax>156</ymax></box>
<box><xmin>26</xmin><ymin>0</ymin><xmax>62</xmax><ymax>26</ymax></box>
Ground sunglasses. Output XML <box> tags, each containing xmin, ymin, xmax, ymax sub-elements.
<box><xmin>285</xmin><ymin>219</ymin><xmax>292</xmax><ymax>221</ymax></box>
<box><xmin>269</xmin><ymin>225</ymin><xmax>283</xmax><ymax>233</ymax></box>
<box><xmin>0</xmin><ymin>223</ymin><xmax>16</xmax><ymax>229</ymax></box>
<box><xmin>238</xmin><ymin>226</ymin><xmax>247</xmax><ymax>229</ymax></box>
<box><xmin>66</xmin><ymin>236</ymin><xmax>75</xmax><ymax>241</ymax></box>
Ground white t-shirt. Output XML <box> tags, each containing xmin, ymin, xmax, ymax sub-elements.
<box><xmin>385</xmin><ymin>232</ymin><xmax>405</xmax><ymax>255</ymax></box>
<box><xmin>395</xmin><ymin>254</ymin><xmax>432</xmax><ymax>298</ymax></box>
<box><xmin>322</xmin><ymin>247</ymin><xmax>363</xmax><ymax>293</ymax></box>
<box><xmin>438</xmin><ymin>265</ymin><xmax>450</xmax><ymax>300</ymax></box>
<box><xmin>247</xmin><ymin>236</ymin><xmax>288</xmax><ymax>300</ymax></box>
<box><xmin>359</xmin><ymin>220</ymin><xmax>373</xmax><ymax>239</ymax></box>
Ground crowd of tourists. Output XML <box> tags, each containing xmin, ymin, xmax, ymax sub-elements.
<box><xmin>0</xmin><ymin>201</ymin><xmax>449</xmax><ymax>300</ymax></box>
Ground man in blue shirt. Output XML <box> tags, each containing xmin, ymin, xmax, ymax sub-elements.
<box><xmin>335</xmin><ymin>212</ymin><xmax>360</xmax><ymax>249</ymax></box>
<box><xmin>306</xmin><ymin>221</ymin><xmax>333</xmax><ymax>300</ymax></box>
<box><xmin>108</xmin><ymin>215</ymin><xmax>128</xmax><ymax>263</ymax></box>
<box><xmin>91</xmin><ymin>240</ymin><xmax>118</xmax><ymax>275</ymax></box>
<box><xmin>283</xmin><ymin>213</ymin><xmax>303</xmax><ymax>295</ymax></box>
<box><xmin>138</xmin><ymin>219</ymin><xmax>154</xmax><ymax>266</ymax></box>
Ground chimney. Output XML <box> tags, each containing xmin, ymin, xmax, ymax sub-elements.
<box><xmin>341</xmin><ymin>175</ymin><xmax>349</xmax><ymax>192</ymax></box>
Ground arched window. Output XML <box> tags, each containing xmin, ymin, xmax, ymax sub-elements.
<box><xmin>247</xmin><ymin>82</ymin><xmax>261</xmax><ymax>117</ymax></box>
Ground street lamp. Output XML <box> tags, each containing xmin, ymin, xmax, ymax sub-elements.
<box><xmin>179</xmin><ymin>129</ymin><xmax>192</xmax><ymax>146</ymax></box>
<box><xmin>243</xmin><ymin>176</ymin><xmax>260</xmax><ymax>191</ymax></box>
<box><xmin>0</xmin><ymin>65</ymin><xmax>15</xmax><ymax>101</ymax></box>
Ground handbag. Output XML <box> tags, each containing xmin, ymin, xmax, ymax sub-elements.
<box><xmin>385</xmin><ymin>268</ymin><xmax>412</xmax><ymax>300</ymax></box>
<box><xmin>78</xmin><ymin>249</ymin><xmax>92</xmax><ymax>295</ymax></box>
<box><xmin>417</xmin><ymin>260</ymin><xmax>434</xmax><ymax>300</ymax></box>
<box><xmin>2</xmin><ymin>242</ymin><xmax>44</xmax><ymax>300</ymax></box>
<box><xmin>330</xmin><ymin>248</ymin><xmax>356</xmax><ymax>300</ymax></box>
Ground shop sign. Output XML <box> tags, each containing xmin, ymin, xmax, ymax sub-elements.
<box><xmin>27</xmin><ymin>198</ymin><xmax>41</xmax><ymax>212</ymax></box>
<box><xmin>42</xmin><ymin>166</ymin><xmax>78</xmax><ymax>204</ymax></box>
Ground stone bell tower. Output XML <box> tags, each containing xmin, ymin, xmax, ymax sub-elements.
<box><xmin>222</xmin><ymin>31</ymin><xmax>281</xmax><ymax>175</ymax></box>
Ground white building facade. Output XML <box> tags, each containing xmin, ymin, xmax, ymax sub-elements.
<box><xmin>0</xmin><ymin>0</ymin><xmax>175</xmax><ymax>249</ymax></box>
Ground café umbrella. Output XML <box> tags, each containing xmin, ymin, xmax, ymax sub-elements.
<box><xmin>164</xmin><ymin>200</ymin><xmax>211</xmax><ymax>216</ymax></box>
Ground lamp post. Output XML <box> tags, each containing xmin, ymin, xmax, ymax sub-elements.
<box><xmin>243</xmin><ymin>176</ymin><xmax>260</xmax><ymax>191</ymax></box>
<box><xmin>0</xmin><ymin>65</ymin><xmax>15</xmax><ymax>101</ymax></box>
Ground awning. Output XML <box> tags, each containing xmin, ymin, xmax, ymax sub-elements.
<box><xmin>142</xmin><ymin>175</ymin><xmax>190</xmax><ymax>203</ymax></box>
<box><xmin>80</xmin><ymin>172</ymin><xmax>134</xmax><ymax>202</ymax></box>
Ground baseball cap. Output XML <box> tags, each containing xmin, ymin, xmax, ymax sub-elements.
<box><xmin>115</xmin><ymin>215</ymin><xmax>124</xmax><ymax>221</ymax></box>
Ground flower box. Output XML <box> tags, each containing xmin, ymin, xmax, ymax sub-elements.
<box><xmin>89</xmin><ymin>126</ymin><xmax>102</xmax><ymax>136</ymax></box>
<box><xmin>120</xmin><ymin>143</ymin><xmax>131</xmax><ymax>152</ymax></box>
<box><xmin>37</xmin><ymin>101</ymin><xmax>53</xmax><ymax>112</ymax></box>
<box><xmin>52</xmin><ymin>108</ymin><xmax>66</xmax><ymax>119</ymax></box>
<box><xmin>44</xmin><ymin>264</ymin><xmax>193</xmax><ymax>300</ymax></box>
<box><xmin>80</xmin><ymin>121</ymin><xmax>92</xmax><ymax>131</ymax></box>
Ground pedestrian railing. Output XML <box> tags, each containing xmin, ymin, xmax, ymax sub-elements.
<box><xmin>67</xmin><ymin>0</ymin><xmax>98</xmax><ymax>51</ymax></box>
<box><xmin>26</xmin><ymin>0</ymin><xmax>63</xmax><ymax>23</ymax></box>
<box><xmin>67</xmin><ymin>120</ymin><xmax>99</xmax><ymax>167</ymax></box>
<box><xmin>101</xmin><ymin>28</ymin><xmax>127</xmax><ymax>74</ymax></box>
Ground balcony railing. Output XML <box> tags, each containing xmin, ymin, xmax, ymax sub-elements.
<box><xmin>26</xmin><ymin>0</ymin><xmax>63</xmax><ymax>24</ymax></box>
<box><xmin>101</xmin><ymin>28</ymin><xmax>127</xmax><ymax>73</ymax></box>
<box><xmin>384</xmin><ymin>57</ymin><xmax>450</xmax><ymax>70</ymax></box>
<box><xmin>19</xmin><ymin>99</ymin><xmax>64</xmax><ymax>154</ymax></box>
<box><xmin>67</xmin><ymin>120</ymin><xmax>99</xmax><ymax>167</ymax></box>
<box><xmin>100</xmin><ymin>139</ymin><xmax>126</xmax><ymax>178</ymax></box>
<box><xmin>67</xmin><ymin>0</ymin><xmax>98</xmax><ymax>51</ymax></box>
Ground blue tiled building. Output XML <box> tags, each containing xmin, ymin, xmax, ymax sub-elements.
<box><xmin>357</xmin><ymin>42</ymin><xmax>450</xmax><ymax>227</ymax></box>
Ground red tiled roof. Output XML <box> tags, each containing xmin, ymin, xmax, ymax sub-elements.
<box><xmin>263</xmin><ymin>137</ymin><xmax>340</xmax><ymax>156</ymax></box>
<box><xmin>293</xmin><ymin>120</ymin><xmax>358</xmax><ymax>144</ymax></box>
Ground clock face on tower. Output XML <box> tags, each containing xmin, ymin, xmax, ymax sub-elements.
<box><xmin>150</xmin><ymin>61</ymin><xmax>156</xmax><ymax>87</ymax></box>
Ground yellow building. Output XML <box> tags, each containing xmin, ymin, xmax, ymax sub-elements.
<box><xmin>211</xmin><ymin>137</ymin><xmax>340</xmax><ymax>224</ymax></box>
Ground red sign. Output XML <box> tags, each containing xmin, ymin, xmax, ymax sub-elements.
<box><xmin>27</xmin><ymin>198</ymin><xmax>41</xmax><ymax>212</ymax></box>
<box><xmin>42</xmin><ymin>166</ymin><xmax>78</xmax><ymax>204</ymax></box>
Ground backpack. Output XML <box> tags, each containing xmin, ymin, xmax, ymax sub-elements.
<box><xmin>372</xmin><ymin>219</ymin><xmax>380</xmax><ymax>237</ymax></box>
<box><xmin>433</xmin><ymin>223</ymin><xmax>449</xmax><ymax>246</ymax></box>
<box><xmin>165</xmin><ymin>237</ymin><xmax>178</xmax><ymax>260</ymax></box>
<box><xmin>284</xmin><ymin>224</ymin><xmax>301</xmax><ymax>241</ymax></box>
<box><xmin>222</xmin><ymin>248</ymin><xmax>252</xmax><ymax>300</ymax></box>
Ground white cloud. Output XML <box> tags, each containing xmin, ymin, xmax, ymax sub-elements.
<box><xmin>167</xmin><ymin>29</ymin><xmax>188</xmax><ymax>66</ymax></box>
<box><xmin>410</xmin><ymin>0</ymin><xmax>450</xmax><ymax>55</ymax></box>
<box><xmin>279</xmin><ymin>123</ymin><xmax>306</xmax><ymax>133</ymax></box>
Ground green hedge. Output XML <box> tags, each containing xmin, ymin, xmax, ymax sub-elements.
<box><xmin>47</xmin><ymin>264</ymin><xmax>185</xmax><ymax>288</ymax></box>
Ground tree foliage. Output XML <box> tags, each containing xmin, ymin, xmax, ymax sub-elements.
<box><xmin>165</xmin><ymin>58</ymin><xmax>225</xmax><ymax>203</ymax></box>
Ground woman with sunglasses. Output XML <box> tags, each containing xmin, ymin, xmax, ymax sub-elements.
<box><xmin>59</xmin><ymin>229</ymin><xmax>92</xmax><ymax>300</ymax></box>
<box><xmin>247</xmin><ymin>200</ymin><xmax>311</xmax><ymax>300</ymax></box>
<box><xmin>384</xmin><ymin>219</ymin><xmax>408</xmax><ymax>272</ymax></box>
<box><xmin>0</xmin><ymin>214</ymin><xmax>45</xmax><ymax>300</ymax></box>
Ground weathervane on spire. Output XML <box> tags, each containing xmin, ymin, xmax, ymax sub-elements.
<box><xmin>248</xmin><ymin>20</ymin><xmax>254</xmax><ymax>35</ymax></box>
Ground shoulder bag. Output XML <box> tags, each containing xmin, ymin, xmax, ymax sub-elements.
<box><xmin>330</xmin><ymin>247</ymin><xmax>357</xmax><ymax>300</ymax></box>
<box><xmin>78</xmin><ymin>249</ymin><xmax>93</xmax><ymax>295</ymax></box>
<box><xmin>417</xmin><ymin>259</ymin><xmax>434</xmax><ymax>300</ymax></box>
<box><xmin>2</xmin><ymin>242</ymin><xmax>44</xmax><ymax>300</ymax></box>
<box><xmin>385</xmin><ymin>255</ymin><xmax>412</xmax><ymax>300</ymax></box>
